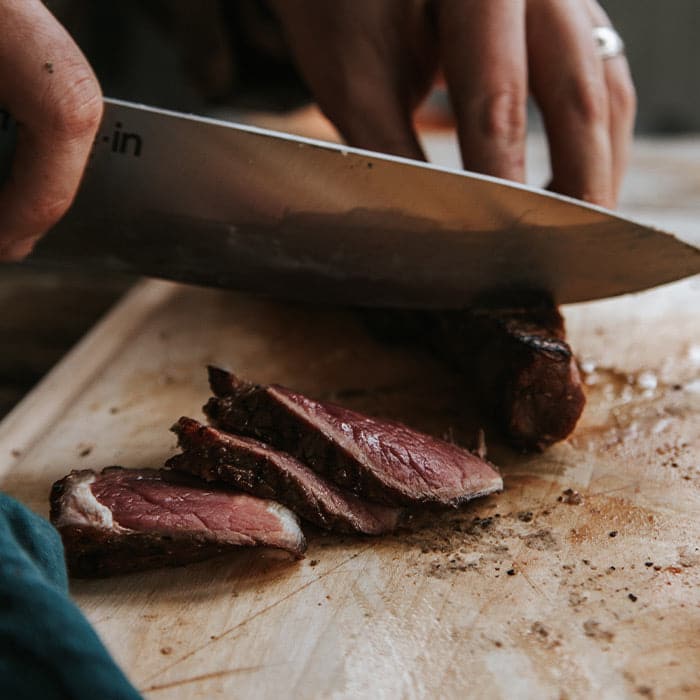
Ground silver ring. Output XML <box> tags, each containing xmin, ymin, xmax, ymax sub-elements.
<box><xmin>593</xmin><ymin>26</ymin><xmax>625</xmax><ymax>60</ymax></box>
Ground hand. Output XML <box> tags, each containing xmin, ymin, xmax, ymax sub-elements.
<box><xmin>0</xmin><ymin>0</ymin><xmax>102</xmax><ymax>261</ymax></box>
<box><xmin>270</xmin><ymin>0</ymin><xmax>636</xmax><ymax>208</ymax></box>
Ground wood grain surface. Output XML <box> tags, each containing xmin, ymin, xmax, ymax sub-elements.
<box><xmin>0</xmin><ymin>272</ymin><xmax>698</xmax><ymax>699</ymax></box>
<box><xmin>0</xmin><ymin>136</ymin><xmax>698</xmax><ymax>699</ymax></box>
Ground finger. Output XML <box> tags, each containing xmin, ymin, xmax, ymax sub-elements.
<box><xmin>0</xmin><ymin>0</ymin><xmax>102</xmax><ymax>260</ymax></box>
<box><xmin>327</xmin><ymin>86</ymin><xmax>426</xmax><ymax>161</ymax></box>
<box><xmin>308</xmin><ymin>46</ymin><xmax>427</xmax><ymax>160</ymax></box>
<box><xmin>585</xmin><ymin>1</ymin><xmax>636</xmax><ymax>201</ymax></box>
<box><xmin>527</xmin><ymin>0</ymin><xmax>614</xmax><ymax>207</ymax></box>
<box><xmin>291</xmin><ymin>47</ymin><xmax>426</xmax><ymax>161</ymax></box>
<box><xmin>269</xmin><ymin>0</ymin><xmax>426</xmax><ymax>161</ymax></box>
<box><xmin>602</xmin><ymin>57</ymin><xmax>636</xmax><ymax>202</ymax></box>
<box><xmin>437</xmin><ymin>0</ymin><xmax>528</xmax><ymax>181</ymax></box>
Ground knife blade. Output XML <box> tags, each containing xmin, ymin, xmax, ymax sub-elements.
<box><xmin>1</xmin><ymin>97</ymin><xmax>698</xmax><ymax>308</ymax></box>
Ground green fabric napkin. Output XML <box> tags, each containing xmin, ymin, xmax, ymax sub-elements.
<box><xmin>0</xmin><ymin>493</ymin><xmax>142</xmax><ymax>700</ymax></box>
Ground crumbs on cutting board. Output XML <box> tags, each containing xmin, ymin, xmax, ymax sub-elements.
<box><xmin>77</xmin><ymin>443</ymin><xmax>93</xmax><ymax>457</ymax></box>
<box><xmin>399</xmin><ymin>504</ymin><xmax>561</xmax><ymax>579</ymax></box>
<box><xmin>374</xmin><ymin>484</ymin><xmax>700</xmax><ymax>650</ymax></box>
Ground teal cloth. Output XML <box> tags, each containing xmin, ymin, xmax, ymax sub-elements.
<box><xmin>0</xmin><ymin>494</ymin><xmax>142</xmax><ymax>700</ymax></box>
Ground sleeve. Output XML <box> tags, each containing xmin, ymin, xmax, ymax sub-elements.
<box><xmin>0</xmin><ymin>493</ymin><xmax>143</xmax><ymax>700</ymax></box>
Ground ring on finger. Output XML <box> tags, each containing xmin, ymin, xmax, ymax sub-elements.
<box><xmin>593</xmin><ymin>26</ymin><xmax>625</xmax><ymax>60</ymax></box>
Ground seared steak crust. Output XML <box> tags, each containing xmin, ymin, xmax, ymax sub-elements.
<box><xmin>364</xmin><ymin>291</ymin><xmax>586</xmax><ymax>451</ymax></box>
<box><xmin>168</xmin><ymin>417</ymin><xmax>402</xmax><ymax>535</ymax></box>
<box><xmin>204</xmin><ymin>367</ymin><xmax>503</xmax><ymax>507</ymax></box>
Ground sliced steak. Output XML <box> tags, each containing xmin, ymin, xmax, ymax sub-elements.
<box><xmin>364</xmin><ymin>291</ymin><xmax>586</xmax><ymax>451</ymax></box>
<box><xmin>167</xmin><ymin>417</ymin><xmax>402</xmax><ymax>535</ymax></box>
<box><xmin>204</xmin><ymin>367</ymin><xmax>503</xmax><ymax>507</ymax></box>
<box><xmin>50</xmin><ymin>467</ymin><xmax>306</xmax><ymax>577</ymax></box>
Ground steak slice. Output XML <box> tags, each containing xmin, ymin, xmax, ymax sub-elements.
<box><xmin>204</xmin><ymin>367</ymin><xmax>503</xmax><ymax>507</ymax></box>
<box><xmin>167</xmin><ymin>417</ymin><xmax>402</xmax><ymax>535</ymax></box>
<box><xmin>364</xmin><ymin>291</ymin><xmax>586</xmax><ymax>451</ymax></box>
<box><xmin>50</xmin><ymin>467</ymin><xmax>306</xmax><ymax>577</ymax></box>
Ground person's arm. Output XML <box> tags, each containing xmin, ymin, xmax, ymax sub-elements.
<box><xmin>270</xmin><ymin>0</ymin><xmax>636</xmax><ymax>208</ymax></box>
<box><xmin>0</xmin><ymin>0</ymin><xmax>102</xmax><ymax>261</ymax></box>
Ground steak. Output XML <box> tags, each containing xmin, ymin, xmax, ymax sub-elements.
<box><xmin>363</xmin><ymin>291</ymin><xmax>586</xmax><ymax>451</ymax></box>
<box><xmin>50</xmin><ymin>467</ymin><xmax>306</xmax><ymax>577</ymax></box>
<box><xmin>204</xmin><ymin>367</ymin><xmax>503</xmax><ymax>507</ymax></box>
<box><xmin>167</xmin><ymin>417</ymin><xmax>402</xmax><ymax>535</ymax></box>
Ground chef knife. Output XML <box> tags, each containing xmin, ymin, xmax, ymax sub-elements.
<box><xmin>0</xmin><ymin>98</ymin><xmax>698</xmax><ymax>308</ymax></box>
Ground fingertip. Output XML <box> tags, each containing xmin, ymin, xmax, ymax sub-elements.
<box><xmin>0</xmin><ymin>237</ymin><xmax>37</xmax><ymax>262</ymax></box>
<box><xmin>334</xmin><ymin>111</ymin><xmax>426</xmax><ymax>161</ymax></box>
<box><xmin>321</xmin><ymin>85</ymin><xmax>425</xmax><ymax>161</ymax></box>
<box><xmin>579</xmin><ymin>191</ymin><xmax>616</xmax><ymax>209</ymax></box>
<box><xmin>47</xmin><ymin>66</ymin><xmax>104</xmax><ymax>139</ymax></box>
<box><xmin>548</xmin><ymin>178</ymin><xmax>616</xmax><ymax>209</ymax></box>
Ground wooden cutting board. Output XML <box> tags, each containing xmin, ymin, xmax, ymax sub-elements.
<box><xmin>0</xmin><ymin>267</ymin><xmax>698</xmax><ymax>699</ymax></box>
<box><xmin>1</xmin><ymin>131</ymin><xmax>699</xmax><ymax>699</ymax></box>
